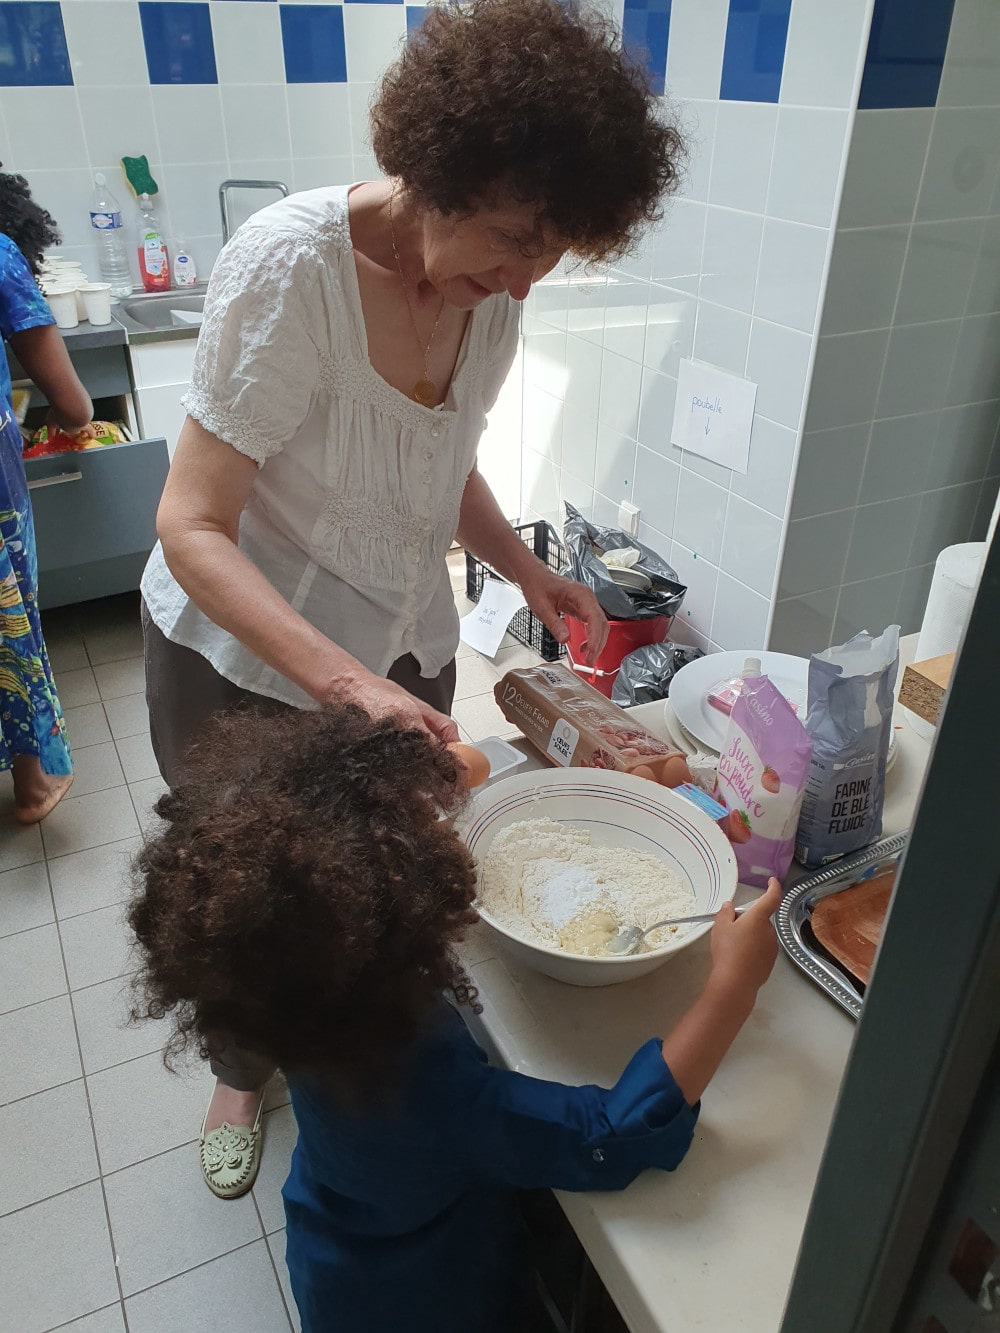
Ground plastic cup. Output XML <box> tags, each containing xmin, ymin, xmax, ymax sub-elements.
<box><xmin>45</xmin><ymin>283</ymin><xmax>79</xmax><ymax>330</ymax></box>
<box><xmin>81</xmin><ymin>282</ymin><xmax>112</xmax><ymax>326</ymax></box>
<box><xmin>73</xmin><ymin>282</ymin><xmax>88</xmax><ymax>320</ymax></box>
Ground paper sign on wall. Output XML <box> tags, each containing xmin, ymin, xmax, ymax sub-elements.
<box><xmin>460</xmin><ymin>577</ymin><xmax>528</xmax><ymax>658</ymax></box>
<box><xmin>670</xmin><ymin>358</ymin><xmax>757</xmax><ymax>475</ymax></box>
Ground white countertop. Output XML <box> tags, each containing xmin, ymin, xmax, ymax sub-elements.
<box><xmin>462</xmin><ymin>635</ymin><xmax>931</xmax><ymax>1333</ymax></box>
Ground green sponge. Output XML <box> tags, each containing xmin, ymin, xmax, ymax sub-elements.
<box><xmin>121</xmin><ymin>155</ymin><xmax>159</xmax><ymax>198</ymax></box>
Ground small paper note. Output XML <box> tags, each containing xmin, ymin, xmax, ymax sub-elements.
<box><xmin>460</xmin><ymin>577</ymin><xmax>528</xmax><ymax>658</ymax></box>
<box><xmin>670</xmin><ymin>358</ymin><xmax>757</xmax><ymax>475</ymax></box>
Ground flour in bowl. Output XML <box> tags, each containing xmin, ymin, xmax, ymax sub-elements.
<box><xmin>478</xmin><ymin>817</ymin><xmax>694</xmax><ymax>956</ymax></box>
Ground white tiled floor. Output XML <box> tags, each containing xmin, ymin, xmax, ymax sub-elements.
<box><xmin>1</xmin><ymin>565</ymin><xmax>542</xmax><ymax>1332</ymax></box>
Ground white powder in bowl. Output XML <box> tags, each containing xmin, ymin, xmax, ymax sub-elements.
<box><xmin>478</xmin><ymin>816</ymin><xmax>695</xmax><ymax>956</ymax></box>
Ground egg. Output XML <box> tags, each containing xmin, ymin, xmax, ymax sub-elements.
<box><xmin>658</xmin><ymin>754</ymin><xmax>693</xmax><ymax>789</ymax></box>
<box><xmin>449</xmin><ymin>742</ymin><xmax>491</xmax><ymax>787</ymax></box>
<box><xmin>630</xmin><ymin>764</ymin><xmax>657</xmax><ymax>782</ymax></box>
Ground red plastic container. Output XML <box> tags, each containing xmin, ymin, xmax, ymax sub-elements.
<box><xmin>564</xmin><ymin>614</ymin><xmax>672</xmax><ymax>698</ymax></box>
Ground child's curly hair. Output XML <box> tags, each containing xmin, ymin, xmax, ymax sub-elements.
<box><xmin>129</xmin><ymin>704</ymin><xmax>481</xmax><ymax>1094</ymax></box>
<box><xmin>0</xmin><ymin>167</ymin><xmax>60</xmax><ymax>277</ymax></box>
<box><xmin>371</xmin><ymin>0</ymin><xmax>684</xmax><ymax>263</ymax></box>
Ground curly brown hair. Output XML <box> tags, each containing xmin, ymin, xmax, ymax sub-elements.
<box><xmin>129</xmin><ymin>705</ymin><xmax>481</xmax><ymax>1094</ymax></box>
<box><xmin>371</xmin><ymin>0</ymin><xmax>684</xmax><ymax>262</ymax></box>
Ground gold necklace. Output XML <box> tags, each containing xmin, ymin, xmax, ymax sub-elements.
<box><xmin>388</xmin><ymin>187</ymin><xmax>444</xmax><ymax>407</ymax></box>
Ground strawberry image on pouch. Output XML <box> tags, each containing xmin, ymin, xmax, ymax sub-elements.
<box><xmin>761</xmin><ymin>766</ymin><xmax>781</xmax><ymax>794</ymax></box>
<box><xmin>724</xmin><ymin>810</ymin><xmax>752</xmax><ymax>845</ymax></box>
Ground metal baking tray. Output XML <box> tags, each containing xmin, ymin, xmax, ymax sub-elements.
<box><xmin>776</xmin><ymin>831</ymin><xmax>910</xmax><ymax>1020</ymax></box>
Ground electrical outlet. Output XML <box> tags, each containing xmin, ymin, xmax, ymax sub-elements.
<box><xmin>618</xmin><ymin>500</ymin><xmax>640</xmax><ymax>536</ymax></box>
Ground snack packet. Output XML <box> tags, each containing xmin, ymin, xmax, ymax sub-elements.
<box><xmin>713</xmin><ymin>659</ymin><xmax>813</xmax><ymax>889</ymax></box>
<box><xmin>794</xmin><ymin>626</ymin><xmax>900</xmax><ymax>868</ymax></box>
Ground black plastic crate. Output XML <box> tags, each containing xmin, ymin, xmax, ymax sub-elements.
<box><xmin>465</xmin><ymin>520</ymin><xmax>566</xmax><ymax>662</ymax></box>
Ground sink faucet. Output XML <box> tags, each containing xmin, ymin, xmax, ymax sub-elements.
<box><xmin>219</xmin><ymin>179</ymin><xmax>290</xmax><ymax>246</ymax></box>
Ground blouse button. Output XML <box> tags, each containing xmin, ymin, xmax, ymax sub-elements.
<box><xmin>423</xmin><ymin>450</ymin><xmax>433</xmax><ymax>462</ymax></box>
<box><xmin>422</xmin><ymin>472</ymin><xmax>431</xmax><ymax>484</ymax></box>
<box><xmin>592</xmin><ymin>1149</ymin><xmax>605</xmax><ymax>1163</ymax></box>
<box><xmin>430</xmin><ymin>427</ymin><xmax>441</xmax><ymax>438</ymax></box>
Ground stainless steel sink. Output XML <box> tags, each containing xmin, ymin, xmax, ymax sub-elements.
<box><xmin>119</xmin><ymin>293</ymin><xmax>205</xmax><ymax>328</ymax></box>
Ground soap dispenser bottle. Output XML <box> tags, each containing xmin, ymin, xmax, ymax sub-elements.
<box><xmin>172</xmin><ymin>241</ymin><xmax>197</xmax><ymax>287</ymax></box>
<box><xmin>137</xmin><ymin>193</ymin><xmax>170</xmax><ymax>292</ymax></box>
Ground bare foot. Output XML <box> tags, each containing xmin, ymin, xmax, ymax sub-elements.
<box><xmin>203</xmin><ymin>1079</ymin><xmax>264</xmax><ymax>1135</ymax></box>
<box><xmin>12</xmin><ymin>756</ymin><xmax>74</xmax><ymax>825</ymax></box>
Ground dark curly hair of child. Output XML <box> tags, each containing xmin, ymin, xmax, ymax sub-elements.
<box><xmin>371</xmin><ymin>0</ymin><xmax>684</xmax><ymax>263</ymax></box>
<box><xmin>0</xmin><ymin>167</ymin><xmax>60</xmax><ymax>277</ymax></box>
<box><xmin>129</xmin><ymin>704</ymin><xmax>481</xmax><ymax>1095</ymax></box>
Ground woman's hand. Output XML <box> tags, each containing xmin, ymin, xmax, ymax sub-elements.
<box><xmin>520</xmin><ymin>569</ymin><xmax>608</xmax><ymax>666</ymax></box>
<box><xmin>338</xmin><ymin>669</ymin><xmax>460</xmax><ymax>743</ymax></box>
<box><xmin>707</xmin><ymin>877</ymin><xmax>781</xmax><ymax>1001</ymax></box>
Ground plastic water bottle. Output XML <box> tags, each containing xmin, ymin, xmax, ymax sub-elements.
<box><xmin>89</xmin><ymin>174</ymin><xmax>133</xmax><ymax>298</ymax></box>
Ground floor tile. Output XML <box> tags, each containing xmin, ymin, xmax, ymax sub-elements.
<box><xmin>0</xmin><ymin>995</ymin><xmax>81</xmax><ymax>1105</ymax></box>
<box><xmin>124</xmin><ymin>1238</ymin><xmax>290</xmax><ymax>1332</ymax></box>
<box><xmin>60</xmin><ymin>903</ymin><xmax>137</xmax><ymax>991</ymax></box>
<box><xmin>72</xmin><ymin>975</ymin><xmax>169</xmax><ymax>1075</ymax></box>
<box><xmin>48</xmin><ymin>838</ymin><xmax>142</xmax><ymax>920</ymax></box>
<box><xmin>56</xmin><ymin>666</ymin><xmax>101</xmax><ymax>709</ymax></box>
<box><xmin>41</xmin><ymin>787</ymin><xmax>141</xmax><ymax>859</ymax></box>
<box><xmin>0</xmin><ymin>1181</ymin><xmax>119</xmax><ymax>1333</ymax></box>
<box><xmin>494</xmin><ymin>642</ymin><xmax>544</xmax><ymax>673</ymax></box>
<box><xmin>66</xmin><ymin>742</ymin><xmax>126</xmax><ymax>800</ymax></box>
<box><xmin>44</xmin><ymin>631</ymin><xmax>90</xmax><ymax>676</ymax></box>
<box><xmin>266</xmin><ymin>1229</ymin><xmax>301</xmax><ymax>1332</ymax></box>
<box><xmin>102</xmin><ymin>693</ymin><xmax>149</xmax><ymax>741</ymax></box>
<box><xmin>262</xmin><ymin>1071</ymin><xmax>291</xmax><ymax>1113</ymax></box>
<box><xmin>0</xmin><ymin>861</ymin><xmax>54</xmax><ymax>937</ymax></box>
<box><xmin>93</xmin><ymin>656</ymin><xmax>145</xmax><ymax>702</ymax></box>
<box><xmin>0</xmin><ymin>819</ymin><xmax>44</xmax><ymax>873</ymax></box>
<box><xmin>83</xmin><ymin>617</ymin><xmax>144</xmax><ymax>668</ymax></box>
<box><xmin>129</xmin><ymin>776</ymin><xmax>169</xmax><ymax>835</ymax></box>
<box><xmin>252</xmin><ymin>1104</ymin><xmax>298</xmax><ymax>1235</ymax></box>
<box><xmin>0</xmin><ymin>1079</ymin><xmax>98</xmax><ymax>1217</ymax></box>
<box><xmin>87</xmin><ymin>1049</ymin><xmax>210</xmax><ymax>1174</ymax></box>
<box><xmin>0</xmin><ymin>922</ymin><xmax>67</xmax><ymax>1015</ymax></box>
<box><xmin>50</xmin><ymin>1305</ymin><xmax>126</xmax><ymax>1331</ymax></box>
<box><xmin>115</xmin><ymin>731</ymin><xmax>160</xmax><ymax>785</ymax></box>
<box><xmin>104</xmin><ymin>1142</ymin><xmax>263</xmax><ymax>1297</ymax></box>
<box><xmin>62</xmin><ymin>702</ymin><xmax>113</xmax><ymax>750</ymax></box>
<box><xmin>452</xmin><ymin>692</ymin><xmax>521</xmax><ymax>742</ymax></box>
<box><xmin>453</xmin><ymin>653</ymin><xmax>501</xmax><ymax>702</ymax></box>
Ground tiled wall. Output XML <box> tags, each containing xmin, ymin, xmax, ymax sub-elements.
<box><xmin>771</xmin><ymin>0</ymin><xmax>1000</xmax><ymax>654</ymax></box>
<box><xmin>520</xmin><ymin>0</ymin><xmax>870</xmax><ymax>653</ymax></box>
<box><xmin>0</xmin><ymin>0</ymin><xmax>421</xmax><ymax>282</ymax></box>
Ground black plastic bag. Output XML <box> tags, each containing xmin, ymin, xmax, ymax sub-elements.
<box><xmin>611</xmin><ymin>642</ymin><xmax>705</xmax><ymax>706</ymax></box>
<box><xmin>562</xmin><ymin>503</ymin><xmax>686</xmax><ymax>620</ymax></box>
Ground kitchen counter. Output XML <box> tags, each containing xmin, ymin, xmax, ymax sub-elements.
<box><xmin>461</xmin><ymin>635</ymin><xmax>931</xmax><ymax>1333</ymax></box>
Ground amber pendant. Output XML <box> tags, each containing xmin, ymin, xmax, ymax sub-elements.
<box><xmin>414</xmin><ymin>378</ymin><xmax>438</xmax><ymax>407</ymax></box>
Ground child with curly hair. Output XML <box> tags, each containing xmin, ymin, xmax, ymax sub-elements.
<box><xmin>1</xmin><ymin>168</ymin><xmax>93</xmax><ymax>821</ymax></box>
<box><xmin>130</xmin><ymin>704</ymin><xmax>781</xmax><ymax>1332</ymax></box>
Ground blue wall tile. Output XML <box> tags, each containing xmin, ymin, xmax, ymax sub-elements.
<box><xmin>0</xmin><ymin>1</ymin><xmax>72</xmax><ymax>88</ymax></box>
<box><xmin>720</xmin><ymin>0</ymin><xmax>791</xmax><ymax>103</ymax></box>
<box><xmin>622</xmin><ymin>0</ymin><xmax>671</xmax><ymax>98</ymax></box>
<box><xmin>280</xmin><ymin>5</ymin><xmax>347</xmax><ymax>84</ymax></box>
<box><xmin>139</xmin><ymin>2</ymin><xmax>217</xmax><ymax>85</ymax></box>
<box><xmin>405</xmin><ymin>7</ymin><xmax>428</xmax><ymax>39</ymax></box>
<box><xmin>858</xmin><ymin>0</ymin><xmax>955</xmax><ymax>109</ymax></box>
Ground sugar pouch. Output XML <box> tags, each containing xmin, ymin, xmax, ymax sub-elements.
<box><xmin>713</xmin><ymin>664</ymin><xmax>813</xmax><ymax>889</ymax></box>
<box><xmin>794</xmin><ymin>626</ymin><xmax>900</xmax><ymax>869</ymax></box>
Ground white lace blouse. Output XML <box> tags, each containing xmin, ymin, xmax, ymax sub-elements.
<box><xmin>141</xmin><ymin>185</ymin><xmax>520</xmax><ymax>708</ymax></box>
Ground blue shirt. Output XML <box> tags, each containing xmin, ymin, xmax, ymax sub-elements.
<box><xmin>283</xmin><ymin>1003</ymin><xmax>698</xmax><ymax>1332</ymax></box>
<box><xmin>0</xmin><ymin>233</ymin><xmax>54</xmax><ymax>409</ymax></box>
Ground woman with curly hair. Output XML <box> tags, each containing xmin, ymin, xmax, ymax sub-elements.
<box><xmin>130</xmin><ymin>704</ymin><xmax>781</xmax><ymax>1332</ymax></box>
<box><xmin>140</xmin><ymin>0</ymin><xmax>686</xmax><ymax>1190</ymax></box>
<box><xmin>0</xmin><ymin>169</ymin><xmax>93</xmax><ymax>821</ymax></box>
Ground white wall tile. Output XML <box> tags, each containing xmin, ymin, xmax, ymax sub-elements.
<box><xmin>643</xmin><ymin>285</ymin><xmax>696</xmax><ymax>378</ymax></box>
<box><xmin>926</xmin><ymin>400</ymin><xmax>998</xmax><ymax>488</ymax></box>
<box><xmin>343</xmin><ymin>4</ymin><xmax>407</xmax><ymax>84</ymax></box>
<box><xmin>521</xmin><ymin>449</ymin><xmax>561</xmax><ymax>524</ymax></box>
<box><xmin>151</xmin><ymin>85</ymin><xmax>226</xmax><ymax>164</ymax></box>
<box><xmin>966</xmin><ymin>215</ymin><xmax>1000</xmax><ymax>317</ymax></box>
<box><xmin>674</xmin><ymin>100</ymin><xmax>717</xmax><ymax>203</ymax></box>
<box><xmin>23</xmin><ymin>168</ymin><xmax>99</xmax><ymax>251</ymax></box>
<box><xmin>637</xmin><ymin>367</ymin><xmax>680</xmax><ymax>458</ymax></box>
<box><xmin>347</xmin><ymin>81</ymin><xmax>375</xmax><ymax>157</ymax></box>
<box><xmin>833</xmin><ymin>573</ymin><xmax>904</xmax><ymax>642</ymax></box>
<box><xmin>838</xmin><ymin>109</ymin><xmax>933</xmax><ymax>229</ymax></box>
<box><xmin>896</xmin><ymin>218</ymin><xmax>983</xmax><ymax>324</ymax></box>
<box><xmin>672</xmin><ymin>469</ymin><xmax>729</xmax><ymax>563</ymax></box>
<box><xmin>843</xmin><ymin>495</ymin><xmax>922</xmax><ymax>582</ymax></box>
<box><xmin>564</xmin><ymin>334</ymin><xmax>603</xmax><ymax>423</ymax></box>
<box><xmin>709</xmin><ymin>102</ymin><xmax>777</xmax><ymax>214</ymax></box>
<box><xmin>522</xmin><ymin>382</ymin><xmax>563</xmax><ymax>464</ymax></box>
<box><xmin>669</xmin><ymin>539</ymin><xmax>719</xmax><ymax>639</ymax></box>
<box><xmin>712</xmin><ymin>572</ymin><xmax>770</xmax><ymax>650</ymax></box>
<box><xmin>598</xmin><ymin>349</ymin><xmax>642</xmax><ymax>438</ymax></box>
<box><xmin>916</xmin><ymin>108</ymin><xmax>1000</xmax><ymax>223</ymax></box>
<box><xmin>778</xmin><ymin>512</ymin><xmax>853</xmax><ymax>596</ymax></box>
<box><xmin>664</xmin><ymin>0</ymin><xmax>729</xmax><ymax>101</ymax></box>
<box><xmin>910</xmin><ymin>481</ymin><xmax>982</xmax><ymax>565</ymax></box>
<box><xmin>221</xmin><ymin>85</ymin><xmax>292</xmax><ymax>164</ymax></box>
<box><xmin>78</xmin><ymin>86</ymin><xmax>158</xmax><ymax>178</ymax></box>
<box><xmin>779</xmin><ymin>0</ymin><xmax>868</xmax><ymax>109</ymax></box>
<box><xmin>820</xmin><ymin>225</ymin><xmax>909</xmax><ymax>335</ymax></box>
<box><xmin>561</xmin><ymin>402</ymin><xmax>598</xmax><ymax>487</ymax></box>
<box><xmin>693</xmin><ymin>301</ymin><xmax>750</xmax><ymax>375</ymax></box>
<box><xmin>877</xmin><ymin>319</ymin><xmax>962</xmax><ymax>417</ymax></box>
<box><xmin>602</xmin><ymin>277</ymin><xmax>648</xmax><ymax>363</ymax></box>
<box><xmin>946</xmin><ymin>313</ymin><xmax>1000</xmax><ymax>406</ymax></box>
<box><xmin>766</xmin><ymin>108</ymin><xmax>849</xmax><ymax>229</ymax></box>
<box><xmin>860</xmin><ymin>412</ymin><xmax>938</xmax><ymax>502</ymax></box>
<box><xmin>62</xmin><ymin>0</ymin><xmax>149</xmax><ymax>87</ymax></box>
<box><xmin>937</xmin><ymin>0</ymin><xmax>1000</xmax><ymax>108</ymax></box>
<box><xmin>753</xmin><ymin>218</ymin><xmax>828</xmax><ymax>333</ymax></box>
<box><xmin>729</xmin><ymin>414</ymin><xmax>797</xmax><ymax>518</ymax></box>
<box><xmin>594</xmin><ymin>425</ymin><xmax>637</xmax><ymax>501</ymax></box>
<box><xmin>158</xmin><ymin>162</ymin><xmax>228</xmax><ymax>242</ymax></box>
<box><xmin>286</xmin><ymin>83</ymin><xmax>352</xmax><ymax>161</ymax></box>
<box><xmin>746</xmin><ymin>318</ymin><xmax>813</xmax><ymax>429</ymax></box>
<box><xmin>523</xmin><ymin>324</ymin><xmax>568</xmax><ymax>393</ymax></box>
<box><xmin>720</xmin><ymin>495</ymin><xmax>783</xmax><ymax>598</ymax></box>
<box><xmin>768</xmin><ymin>587</ymin><xmax>839</xmax><ymax>653</ymax></box>
<box><xmin>210</xmin><ymin>0</ymin><xmax>284</xmax><ymax>84</ymax></box>
<box><xmin>633</xmin><ymin>445</ymin><xmax>680</xmax><ymax>537</ymax></box>
<box><xmin>700</xmin><ymin>207</ymin><xmax>763</xmax><ymax>314</ymax></box>
<box><xmin>293</xmin><ymin>156</ymin><xmax>355</xmax><ymax>193</ymax></box>
<box><xmin>565</xmin><ymin>272</ymin><xmax>608</xmax><ymax>345</ymax></box>
<box><xmin>805</xmin><ymin>329</ymin><xmax>889</xmax><ymax>431</ymax></box>
<box><xmin>3</xmin><ymin>89</ymin><xmax>88</xmax><ymax>170</ymax></box>
<box><xmin>649</xmin><ymin>199</ymin><xmax>705</xmax><ymax>293</ymax></box>
<box><xmin>791</xmin><ymin>423</ymin><xmax>868</xmax><ymax>517</ymax></box>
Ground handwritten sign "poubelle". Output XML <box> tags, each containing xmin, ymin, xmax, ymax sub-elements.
<box><xmin>670</xmin><ymin>358</ymin><xmax>757</xmax><ymax>475</ymax></box>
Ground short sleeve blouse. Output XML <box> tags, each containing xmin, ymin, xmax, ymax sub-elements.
<box><xmin>141</xmin><ymin>185</ymin><xmax>520</xmax><ymax>707</ymax></box>
<box><xmin>0</xmin><ymin>234</ymin><xmax>55</xmax><ymax>407</ymax></box>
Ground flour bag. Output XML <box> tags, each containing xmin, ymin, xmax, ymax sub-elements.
<box><xmin>713</xmin><ymin>660</ymin><xmax>812</xmax><ymax>889</ymax></box>
<box><xmin>794</xmin><ymin>626</ymin><xmax>901</xmax><ymax>869</ymax></box>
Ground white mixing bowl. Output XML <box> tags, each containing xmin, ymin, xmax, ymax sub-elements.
<box><xmin>463</xmin><ymin>767</ymin><xmax>737</xmax><ymax>986</ymax></box>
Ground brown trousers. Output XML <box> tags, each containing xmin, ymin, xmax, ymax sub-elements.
<box><xmin>141</xmin><ymin>602</ymin><xmax>457</xmax><ymax>1089</ymax></box>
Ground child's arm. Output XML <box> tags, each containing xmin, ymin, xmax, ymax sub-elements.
<box><xmin>9</xmin><ymin>324</ymin><xmax>93</xmax><ymax>433</ymax></box>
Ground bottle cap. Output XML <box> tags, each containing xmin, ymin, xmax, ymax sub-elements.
<box><xmin>94</xmin><ymin>172</ymin><xmax>106</xmax><ymax>186</ymax></box>
<box><xmin>741</xmin><ymin>657</ymin><xmax>762</xmax><ymax>678</ymax></box>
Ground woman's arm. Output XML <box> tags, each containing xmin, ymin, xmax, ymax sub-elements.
<box><xmin>456</xmin><ymin>468</ymin><xmax>608</xmax><ymax>664</ymax></box>
<box><xmin>156</xmin><ymin>416</ymin><xmax>458</xmax><ymax>739</ymax></box>
<box><xmin>8</xmin><ymin>324</ymin><xmax>92</xmax><ymax>432</ymax></box>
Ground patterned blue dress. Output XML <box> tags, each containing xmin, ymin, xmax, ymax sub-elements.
<box><xmin>0</xmin><ymin>233</ymin><xmax>71</xmax><ymax>776</ymax></box>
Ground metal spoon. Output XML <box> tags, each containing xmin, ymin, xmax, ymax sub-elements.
<box><xmin>604</xmin><ymin>902</ymin><xmax>752</xmax><ymax>956</ymax></box>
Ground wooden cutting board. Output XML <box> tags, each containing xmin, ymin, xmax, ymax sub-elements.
<box><xmin>809</xmin><ymin>871</ymin><xmax>896</xmax><ymax>987</ymax></box>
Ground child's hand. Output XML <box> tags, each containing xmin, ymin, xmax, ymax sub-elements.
<box><xmin>707</xmin><ymin>877</ymin><xmax>782</xmax><ymax>1001</ymax></box>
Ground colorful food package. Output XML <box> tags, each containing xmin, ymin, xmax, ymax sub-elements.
<box><xmin>494</xmin><ymin>663</ymin><xmax>693</xmax><ymax>786</ymax></box>
<box><xmin>23</xmin><ymin>421</ymin><xmax>126</xmax><ymax>458</ymax></box>
<box><xmin>794</xmin><ymin>626</ymin><xmax>900</xmax><ymax>869</ymax></box>
<box><xmin>713</xmin><ymin>659</ymin><xmax>813</xmax><ymax>889</ymax></box>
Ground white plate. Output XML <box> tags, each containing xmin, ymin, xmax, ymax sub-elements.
<box><xmin>669</xmin><ymin>650</ymin><xmax>810</xmax><ymax>752</ymax></box>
